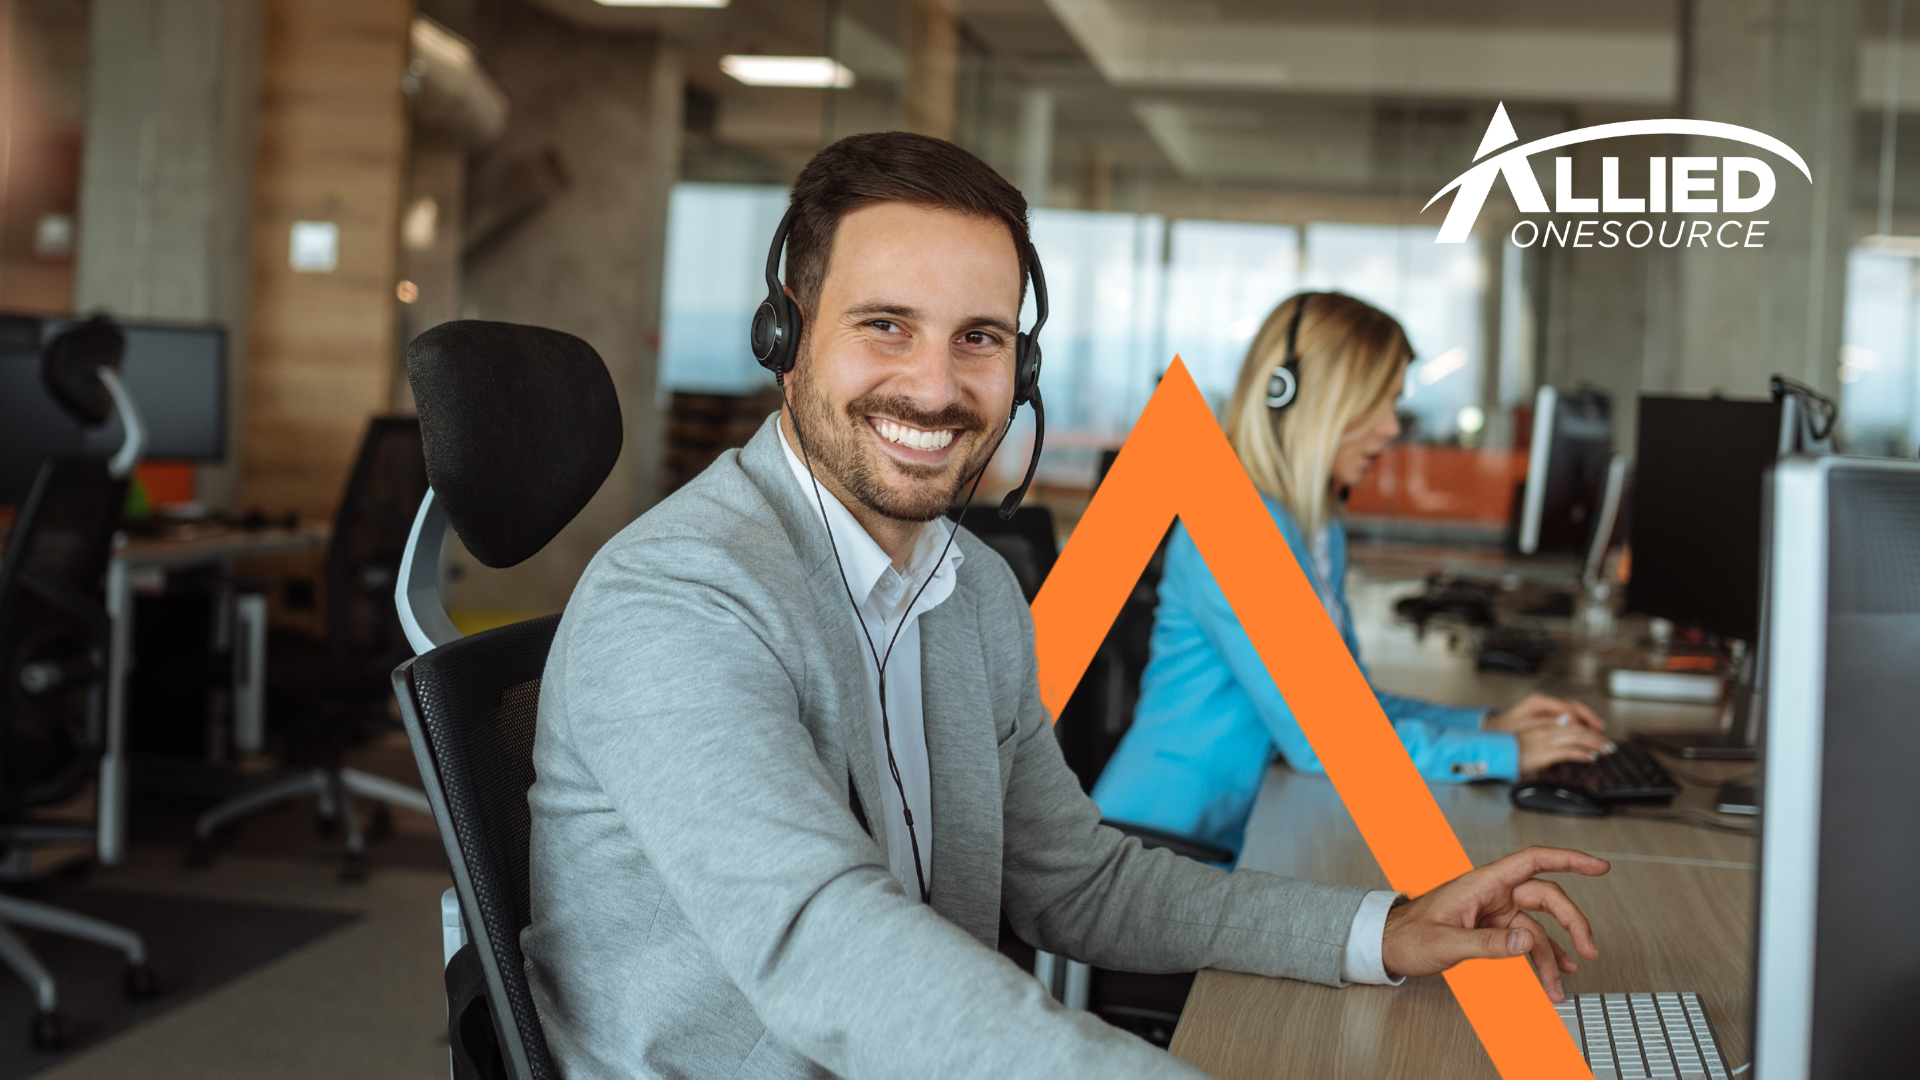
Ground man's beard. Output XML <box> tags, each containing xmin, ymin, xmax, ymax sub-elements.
<box><xmin>788</xmin><ymin>366</ymin><xmax>998</xmax><ymax>523</ymax></box>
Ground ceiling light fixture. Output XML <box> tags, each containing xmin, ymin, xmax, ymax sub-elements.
<box><xmin>720</xmin><ymin>55</ymin><xmax>855</xmax><ymax>88</ymax></box>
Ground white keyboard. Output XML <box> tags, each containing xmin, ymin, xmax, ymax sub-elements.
<box><xmin>1554</xmin><ymin>992</ymin><xmax>1731</xmax><ymax>1080</ymax></box>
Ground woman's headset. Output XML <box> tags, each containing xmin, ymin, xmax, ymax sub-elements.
<box><xmin>1266</xmin><ymin>292</ymin><xmax>1322</xmax><ymax>411</ymax></box>
<box><xmin>749</xmin><ymin>204</ymin><xmax>1049</xmax><ymax>518</ymax></box>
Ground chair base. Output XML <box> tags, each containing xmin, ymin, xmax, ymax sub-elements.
<box><xmin>189</xmin><ymin>766</ymin><xmax>432</xmax><ymax>880</ymax></box>
<box><xmin>0</xmin><ymin>892</ymin><xmax>154</xmax><ymax>1051</ymax></box>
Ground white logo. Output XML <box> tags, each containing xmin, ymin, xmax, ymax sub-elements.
<box><xmin>1425</xmin><ymin>103</ymin><xmax>1811</xmax><ymax>247</ymax></box>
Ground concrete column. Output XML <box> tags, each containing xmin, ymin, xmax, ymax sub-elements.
<box><xmin>74</xmin><ymin>0</ymin><xmax>262</xmax><ymax>509</ymax></box>
<box><xmin>452</xmin><ymin>0</ymin><xmax>680</xmax><ymax>615</ymax></box>
<box><xmin>1663</xmin><ymin>0</ymin><xmax>1858</xmax><ymax>400</ymax></box>
<box><xmin>905</xmin><ymin>0</ymin><xmax>958</xmax><ymax>140</ymax></box>
<box><xmin>1016</xmin><ymin>87</ymin><xmax>1054</xmax><ymax>207</ymax></box>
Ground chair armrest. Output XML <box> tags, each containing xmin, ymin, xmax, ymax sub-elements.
<box><xmin>1101</xmin><ymin>819</ymin><xmax>1234</xmax><ymax>866</ymax></box>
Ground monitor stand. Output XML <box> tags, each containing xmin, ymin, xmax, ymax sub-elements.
<box><xmin>1633</xmin><ymin>651</ymin><xmax>1759</xmax><ymax>760</ymax></box>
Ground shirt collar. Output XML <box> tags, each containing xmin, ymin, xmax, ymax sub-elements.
<box><xmin>777</xmin><ymin>419</ymin><xmax>964</xmax><ymax>617</ymax></box>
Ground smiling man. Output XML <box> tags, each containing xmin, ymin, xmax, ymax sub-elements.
<box><xmin>523</xmin><ymin>132</ymin><xmax>1608</xmax><ymax>1080</ymax></box>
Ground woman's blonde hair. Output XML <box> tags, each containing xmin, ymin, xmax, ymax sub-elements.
<box><xmin>1222</xmin><ymin>292</ymin><xmax>1411</xmax><ymax>537</ymax></box>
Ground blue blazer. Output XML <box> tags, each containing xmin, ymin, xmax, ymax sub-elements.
<box><xmin>1090</xmin><ymin>496</ymin><xmax>1518</xmax><ymax>857</ymax></box>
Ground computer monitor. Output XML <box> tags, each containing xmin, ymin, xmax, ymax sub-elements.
<box><xmin>1517</xmin><ymin>385</ymin><xmax>1613</xmax><ymax>556</ymax></box>
<box><xmin>0</xmin><ymin>315</ymin><xmax>225</xmax><ymax>503</ymax></box>
<box><xmin>1624</xmin><ymin>395</ymin><xmax>1783</xmax><ymax>643</ymax></box>
<box><xmin>1753</xmin><ymin>454</ymin><xmax>1920</xmax><ymax>1078</ymax></box>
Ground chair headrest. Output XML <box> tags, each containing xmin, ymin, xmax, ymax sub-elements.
<box><xmin>42</xmin><ymin>317</ymin><xmax>126</xmax><ymax>426</ymax></box>
<box><xmin>406</xmin><ymin>320</ymin><xmax>622</xmax><ymax>569</ymax></box>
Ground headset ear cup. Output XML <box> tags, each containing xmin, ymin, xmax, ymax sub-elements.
<box><xmin>1266</xmin><ymin>365</ymin><xmax>1298</xmax><ymax>410</ymax></box>
<box><xmin>780</xmin><ymin>294</ymin><xmax>804</xmax><ymax>375</ymax></box>
<box><xmin>1013</xmin><ymin>334</ymin><xmax>1041</xmax><ymax>407</ymax></box>
<box><xmin>750</xmin><ymin>301</ymin><xmax>781</xmax><ymax>370</ymax></box>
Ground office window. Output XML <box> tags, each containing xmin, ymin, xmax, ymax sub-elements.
<box><xmin>1163</xmin><ymin>219</ymin><xmax>1301</xmax><ymax>411</ymax></box>
<box><xmin>1021</xmin><ymin>208</ymin><xmax>1165</xmax><ymax>442</ymax></box>
<box><xmin>658</xmin><ymin>183</ymin><xmax>789</xmax><ymax>396</ymax></box>
<box><xmin>1841</xmin><ymin>247</ymin><xmax>1920</xmax><ymax>457</ymax></box>
<box><xmin>1302</xmin><ymin>223</ymin><xmax>1484</xmax><ymax>442</ymax></box>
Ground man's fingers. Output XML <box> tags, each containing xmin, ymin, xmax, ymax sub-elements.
<box><xmin>1515</xmin><ymin>878</ymin><xmax>1600</xmax><ymax>960</ymax></box>
<box><xmin>1519</xmin><ymin>915</ymin><xmax>1562</xmax><ymax>1002</ymax></box>
<box><xmin>1550</xmin><ymin>933</ymin><xmax>1577</xmax><ymax>974</ymax></box>
<box><xmin>1480</xmin><ymin>846</ymin><xmax>1612</xmax><ymax>889</ymax></box>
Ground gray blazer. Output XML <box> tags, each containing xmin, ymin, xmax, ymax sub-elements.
<box><xmin>523</xmin><ymin>414</ymin><xmax>1369</xmax><ymax>1079</ymax></box>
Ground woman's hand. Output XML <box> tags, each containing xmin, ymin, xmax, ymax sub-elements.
<box><xmin>1485</xmin><ymin>692</ymin><xmax>1606</xmax><ymax>733</ymax></box>
<box><xmin>1516</xmin><ymin>724</ymin><xmax>1615</xmax><ymax>774</ymax></box>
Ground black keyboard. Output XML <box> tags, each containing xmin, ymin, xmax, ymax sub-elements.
<box><xmin>1537</xmin><ymin>742</ymin><xmax>1681</xmax><ymax>801</ymax></box>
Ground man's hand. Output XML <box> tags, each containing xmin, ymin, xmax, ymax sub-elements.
<box><xmin>1485</xmin><ymin>692</ymin><xmax>1606</xmax><ymax>734</ymax></box>
<box><xmin>1380</xmin><ymin>846</ymin><xmax>1610</xmax><ymax>1002</ymax></box>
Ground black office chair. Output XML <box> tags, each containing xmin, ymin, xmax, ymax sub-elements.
<box><xmin>390</xmin><ymin>321</ymin><xmax>622</xmax><ymax>1080</ymax></box>
<box><xmin>948</xmin><ymin>505</ymin><xmax>1058</xmax><ymax>602</ymax></box>
<box><xmin>1</xmin><ymin>318</ymin><xmax>156</xmax><ymax>1050</ymax></box>
<box><xmin>189</xmin><ymin>417</ymin><xmax>435</xmax><ymax>879</ymax></box>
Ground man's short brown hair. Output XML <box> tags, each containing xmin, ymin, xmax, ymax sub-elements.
<box><xmin>785</xmin><ymin>132</ymin><xmax>1033</xmax><ymax>317</ymax></box>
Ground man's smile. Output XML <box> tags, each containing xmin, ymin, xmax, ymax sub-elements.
<box><xmin>867</xmin><ymin>415</ymin><xmax>960</xmax><ymax>460</ymax></box>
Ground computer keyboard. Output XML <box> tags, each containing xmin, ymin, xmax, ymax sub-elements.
<box><xmin>1555</xmin><ymin>992</ymin><xmax>1732</xmax><ymax>1080</ymax></box>
<box><xmin>1537</xmin><ymin>741</ymin><xmax>1682</xmax><ymax>800</ymax></box>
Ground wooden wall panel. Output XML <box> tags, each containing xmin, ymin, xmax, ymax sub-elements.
<box><xmin>241</xmin><ymin>0</ymin><xmax>410</xmax><ymax>519</ymax></box>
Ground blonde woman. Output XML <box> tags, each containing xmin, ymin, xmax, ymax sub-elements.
<box><xmin>1091</xmin><ymin>292</ymin><xmax>1610</xmax><ymax>858</ymax></box>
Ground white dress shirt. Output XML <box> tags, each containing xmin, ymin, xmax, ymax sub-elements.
<box><xmin>780</xmin><ymin>426</ymin><xmax>957</xmax><ymax>900</ymax></box>
<box><xmin>779</xmin><ymin>424</ymin><xmax>1401</xmax><ymax>983</ymax></box>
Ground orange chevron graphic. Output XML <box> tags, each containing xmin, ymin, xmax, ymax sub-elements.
<box><xmin>1031</xmin><ymin>358</ymin><xmax>1590</xmax><ymax>1080</ymax></box>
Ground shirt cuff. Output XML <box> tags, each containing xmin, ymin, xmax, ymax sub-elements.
<box><xmin>1340</xmin><ymin>890</ymin><xmax>1407</xmax><ymax>986</ymax></box>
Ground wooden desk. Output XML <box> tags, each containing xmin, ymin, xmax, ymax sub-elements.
<box><xmin>99</xmin><ymin>525</ymin><xmax>331</xmax><ymax>863</ymax></box>
<box><xmin>1169</xmin><ymin>660</ymin><xmax>1757</xmax><ymax>1079</ymax></box>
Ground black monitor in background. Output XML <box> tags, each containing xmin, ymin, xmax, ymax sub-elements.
<box><xmin>1754</xmin><ymin>455</ymin><xmax>1920</xmax><ymax>1078</ymax></box>
<box><xmin>0</xmin><ymin>315</ymin><xmax>226</xmax><ymax>504</ymax></box>
<box><xmin>1516</xmin><ymin>385</ymin><xmax>1613</xmax><ymax>556</ymax></box>
<box><xmin>1625</xmin><ymin>395</ymin><xmax>1783</xmax><ymax>643</ymax></box>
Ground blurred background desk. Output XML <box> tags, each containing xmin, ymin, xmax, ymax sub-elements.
<box><xmin>99</xmin><ymin>523</ymin><xmax>330</xmax><ymax>863</ymax></box>
<box><xmin>1167</xmin><ymin>592</ymin><xmax>1757</xmax><ymax>1080</ymax></box>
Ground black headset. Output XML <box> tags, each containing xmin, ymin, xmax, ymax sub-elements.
<box><xmin>750</xmin><ymin>204</ymin><xmax>1049</xmax><ymax>518</ymax></box>
<box><xmin>1266</xmin><ymin>292</ymin><xmax>1319</xmax><ymax>411</ymax></box>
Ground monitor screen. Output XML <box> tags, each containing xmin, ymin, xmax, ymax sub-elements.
<box><xmin>1519</xmin><ymin>385</ymin><xmax>1612</xmax><ymax>556</ymax></box>
<box><xmin>0</xmin><ymin>316</ymin><xmax>226</xmax><ymax>504</ymax></box>
<box><xmin>1755</xmin><ymin>457</ymin><xmax>1920</xmax><ymax>1078</ymax></box>
<box><xmin>71</xmin><ymin>321</ymin><xmax>227</xmax><ymax>461</ymax></box>
<box><xmin>1625</xmin><ymin>395</ymin><xmax>1781</xmax><ymax>642</ymax></box>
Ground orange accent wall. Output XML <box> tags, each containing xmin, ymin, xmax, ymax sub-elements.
<box><xmin>1345</xmin><ymin>445</ymin><xmax>1529</xmax><ymax>524</ymax></box>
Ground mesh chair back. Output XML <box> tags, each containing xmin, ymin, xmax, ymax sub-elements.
<box><xmin>0</xmin><ymin>457</ymin><xmax>125</xmax><ymax>810</ymax></box>
<box><xmin>394</xmin><ymin>614</ymin><xmax>560</xmax><ymax>1080</ymax></box>
<box><xmin>328</xmin><ymin>418</ymin><xmax>428</xmax><ymax>678</ymax></box>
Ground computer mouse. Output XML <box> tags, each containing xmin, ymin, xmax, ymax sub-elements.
<box><xmin>1476</xmin><ymin>649</ymin><xmax>1538</xmax><ymax>675</ymax></box>
<box><xmin>1510</xmin><ymin>783</ymin><xmax>1609</xmax><ymax>817</ymax></box>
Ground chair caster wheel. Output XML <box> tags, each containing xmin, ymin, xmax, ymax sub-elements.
<box><xmin>339</xmin><ymin>853</ymin><xmax>368</xmax><ymax>882</ymax></box>
<box><xmin>185</xmin><ymin>839</ymin><xmax>215</xmax><ymax>868</ymax></box>
<box><xmin>125</xmin><ymin>962</ymin><xmax>158</xmax><ymax>1000</ymax></box>
<box><xmin>31</xmin><ymin>1011</ymin><xmax>65</xmax><ymax>1051</ymax></box>
<box><xmin>366</xmin><ymin>804</ymin><xmax>395</xmax><ymax>842</ymax></box>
